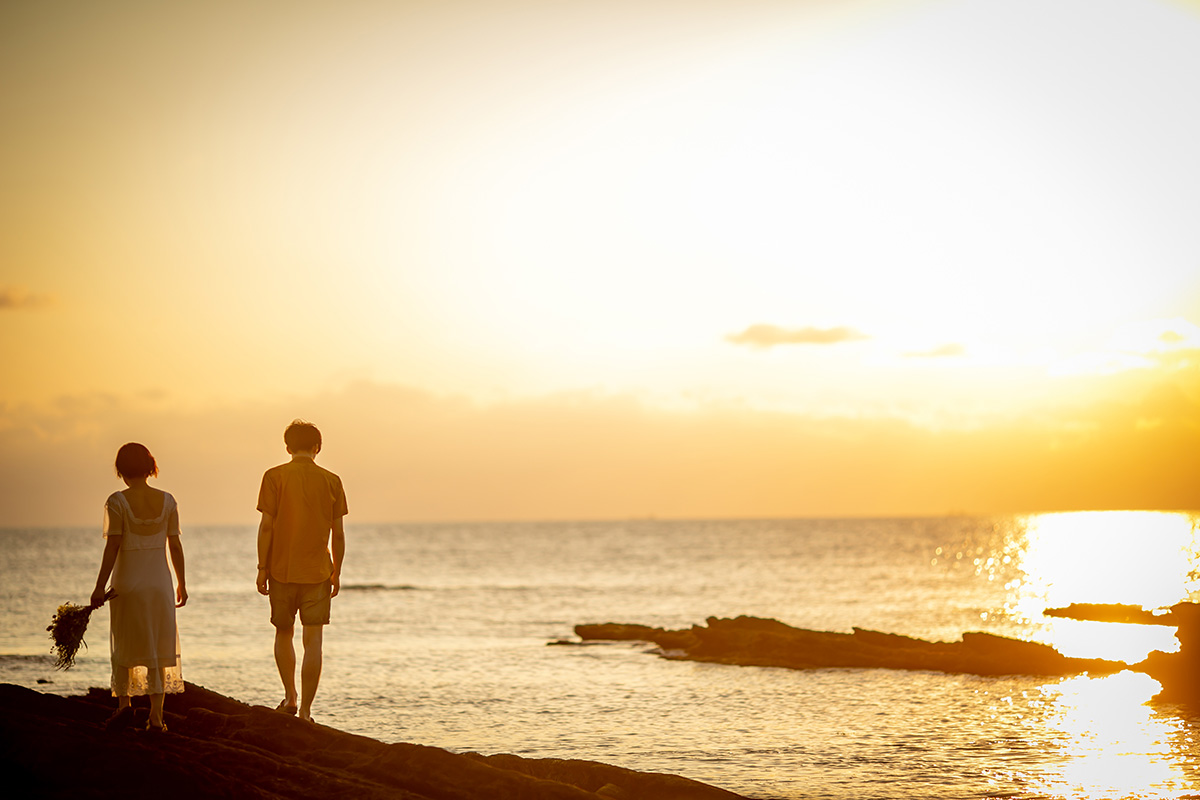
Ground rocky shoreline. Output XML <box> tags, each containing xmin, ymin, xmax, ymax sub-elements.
<box><xmin>0</xmin><ymin>682</ymin><xmax>750</xmax><ymax>800</ymax></box>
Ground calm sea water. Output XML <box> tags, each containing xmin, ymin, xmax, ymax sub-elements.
<box><xmin>4</xmin><ymin>513</ymin><xmax>1200</xmax><ymax>799</ymax></box>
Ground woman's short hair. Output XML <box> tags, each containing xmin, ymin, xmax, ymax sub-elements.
<box><xmin>284</xmin><ymin>419</ymin><xmax>322</xmax><ymax>453</ymax></box>
<box><xmin>115</xmin><ymin>443</ymin><xmax>158</xmax><ymax>479</ymax></box>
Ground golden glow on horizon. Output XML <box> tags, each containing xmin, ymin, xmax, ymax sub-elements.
<box><xmin>1028</xmin><ymin>672</ymin><xmax>1192</xmax><ymax>799</ymax></box>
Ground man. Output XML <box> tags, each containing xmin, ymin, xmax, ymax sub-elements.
<box><xmin>256</xmin><ymin>419</ymin><xmax>347</xmax><ymax>722</ymax></box>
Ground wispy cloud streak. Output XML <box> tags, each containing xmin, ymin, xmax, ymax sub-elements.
<box><xmin>726</xmin><ymin>324</ymin><xmax>869</xmax><ymax>349</ymax></box>
<box><xmin>904</xmin><ymin>343</ymin><xmax>965</xmax><ymax>359</ymax></box>
<box><xmin>0</xmin><ymin>286</ymin><xmax>53</xmax><ymax>311</ymax></box>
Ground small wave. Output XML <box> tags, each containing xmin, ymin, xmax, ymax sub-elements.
<box><xmin>0</xmin><ymin>654</ymin><xmax>54</xmax><ymax>664</ymax></box>
<box><xmin>341</xmin><ymin>584</ymin><xmax>419</xmax><ymax>592</ymax></box>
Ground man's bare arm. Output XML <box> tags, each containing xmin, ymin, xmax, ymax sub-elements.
<box><xmin>256</xmin><ymin>511</ymin><xmax>274</xmax><ymax>596</ymax></box>
<box><xmin>330</xmin><ymin>515</ymin><xmax>345</xmax><ymax>598</ymax></box>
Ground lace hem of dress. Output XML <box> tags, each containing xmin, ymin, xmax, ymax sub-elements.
<box><xmin>111</xmin><ymin>664</ymin><xmax>184</xmax><ymax>697</ymax></box>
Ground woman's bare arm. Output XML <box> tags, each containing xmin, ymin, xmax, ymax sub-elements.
<box><xmin>91</xmin><ymin>536</ymin><xmax>121</xmax><ymax>607</ymax></box>
<box><xmin>168</xmin><ymin>534</ymin><xmax>187</xmax><ymax>607</ymax></box>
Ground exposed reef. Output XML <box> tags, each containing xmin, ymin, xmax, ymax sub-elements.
<box><xmin>571</xmin><ymin>616</ymin><xmax>1127</xmax><ymax>677</ymax></box>
<box><xmin>1043</xmin><ymin>602</ymin><xmax>1176</xmax><ymax>626</ymax></box>
<box><xmin>573</xmin><ymin>606</ymin><xmax>1200</xmax><ymax>705</ymax></box>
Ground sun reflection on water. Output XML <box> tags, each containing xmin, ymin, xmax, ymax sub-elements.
<box><xmin>1005</xmin><ymin>511</ymin><xmax>1200</xmax><ymax>663</ymax></box>
<box><xmin>966</xmin><ymin>511</ymin><xmax>1200</xmax><ymax>798</ymax></box>
<box><xmin>1028</xmin><ymin>671</ymin><xmax>1195</xmax><ymax>799</ymax></box>
<box><xmin>1018</xmin><ymin>512</ymin><xmax>1197</xmax><ymax>609</ymax></box>
<box><xmin>1041</xmin><ymin>617</ymin><xmax>1178</xmax><ymax>663</ymax></box>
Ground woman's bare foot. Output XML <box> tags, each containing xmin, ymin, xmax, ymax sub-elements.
<box><xmin>105</xmin><ymin>704</ymin><xmax>135</xmax><ymax>733</ymax></box>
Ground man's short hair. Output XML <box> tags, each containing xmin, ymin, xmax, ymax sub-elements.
<box><xmin>115</xmin><ymin>442</ymin><xmax>159</xmax><ymax>479</ymax></box>
<box><xmin>284</xmin><ymin>420</ymin><xmax>322</xmax><ymax>453</ymax></box>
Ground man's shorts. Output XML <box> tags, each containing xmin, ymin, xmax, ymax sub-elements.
<box><xmin>268</xmin><ymin>579</ymin><xmax>332</xmax><ymax>628</ymax></box>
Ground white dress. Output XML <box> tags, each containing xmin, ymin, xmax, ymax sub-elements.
<box><xmin>104</xmin><ymin>491</ymin><xmax>184</xmax><ymax>696</ymax></box>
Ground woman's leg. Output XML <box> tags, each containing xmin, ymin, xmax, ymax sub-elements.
<box><xmin>149</xmin><ymin>692</ymin><xmax>165</xmax><ymax>727</ymax></box>
<box><xmin>106</xmin><ymin>694</ymin><xmax>135</xmax><ymax>730</ymax></box>
<box><xmin>148</xmin><ymin>668</ymin><xmax>166</xmax><ymax>727</ymax></box>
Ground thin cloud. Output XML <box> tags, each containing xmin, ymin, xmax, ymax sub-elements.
<box><xmin>0</xmin><ymin>286</ymin><xmax>53</xmax><ymax>310</ymax></box>
<box><xmin>726</xmin><ymin>324</ymin><xmax>869</xmax><ymax>349</ymax></box>
<box><xmin>905</xmin><ymin>343</ymin><xmax>966</xmax><ymax>359</ymax></box>
<box><xmin>3</xmin><ymin>377</ymin><xmax>1199</xmax><ymax>525</ymax></box>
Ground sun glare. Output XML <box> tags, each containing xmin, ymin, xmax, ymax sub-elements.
<box><xmin>1009</xmin><ymin>511</ymin><xmax>1199</xmax><ymax>662</ymax></box>
<box><xmin>1018</xmin><ymin>512</ymin><xmax>1197</xmax><ymax>609</ymax></box>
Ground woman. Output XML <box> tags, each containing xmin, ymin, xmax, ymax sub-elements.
<box><xmin>91</xmin><ymin>442</ymin><xmax>187</xmax><ymax>732</ymax></box>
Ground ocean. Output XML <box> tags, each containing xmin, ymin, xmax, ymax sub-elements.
<box><xmin>3</xmin><ymin>512</ymin><xmax>1200</xmax><ymax>799</ymax></box>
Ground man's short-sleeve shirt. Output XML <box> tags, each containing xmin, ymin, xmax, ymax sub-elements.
<box><xmin>257</xmin><ymin>457</ymin><xmax>348</xmax><ymax>584</ymax></box>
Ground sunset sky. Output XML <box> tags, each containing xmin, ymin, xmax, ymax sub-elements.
<box><xmin>3</xmin><ymin>0</ymin><xmax>1199</xmax><ymax>525</ymax></box>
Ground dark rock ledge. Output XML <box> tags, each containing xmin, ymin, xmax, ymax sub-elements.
<box><xmin>571</xmin><ymin>616</ymin><xmax>1127</xmax><ymax>678</ymax></box>
<box><xmin>0</xmin><ymin>682</ymin><xmax>750</xmax><ymax>800</ymax></box>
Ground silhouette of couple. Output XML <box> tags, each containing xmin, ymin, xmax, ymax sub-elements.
<box><xmin>92</xmin><ymin>420</ymin><xmax>347</xmax><ymax>730</ymax></box>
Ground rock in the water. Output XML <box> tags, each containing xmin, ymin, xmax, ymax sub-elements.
<box><xmin>1043</xmin><ymin>603</ymin><xmax>1171</xmax><ymax>626</ymax></box>
<box><xmin>575</xmin><ymin>616</ymin><xmax>1126</xmax><ymax>677</ymax></box>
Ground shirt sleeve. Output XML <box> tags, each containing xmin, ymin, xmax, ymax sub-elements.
<box><xmin>167</xmin><ymin>494</ymin><xmax>181</xmax><ymax>537</ymax></box>
<box><xmin>333</xmin><ymin>475</ymin><xmax>348</xmax><ymax>518</ymax></box>
<box><xmin>257</xmin><ymin>470</ymin><xmax>278</xmax><ymax>516</ymax></box>
<box><xmin>102</xmin><ymin>495</ymin><xmax>125</xmax><ymax>538</ymax></box>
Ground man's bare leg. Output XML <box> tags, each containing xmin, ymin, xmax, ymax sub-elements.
<box><xmin>274</xmin><ymin>625</ymin><xmax>298</xmax><ymax>710</ymax></box>
<box><xmin>298</xmin><ymin>624</ymin><xmax>323</xmax><ymax>722</ymax></box>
